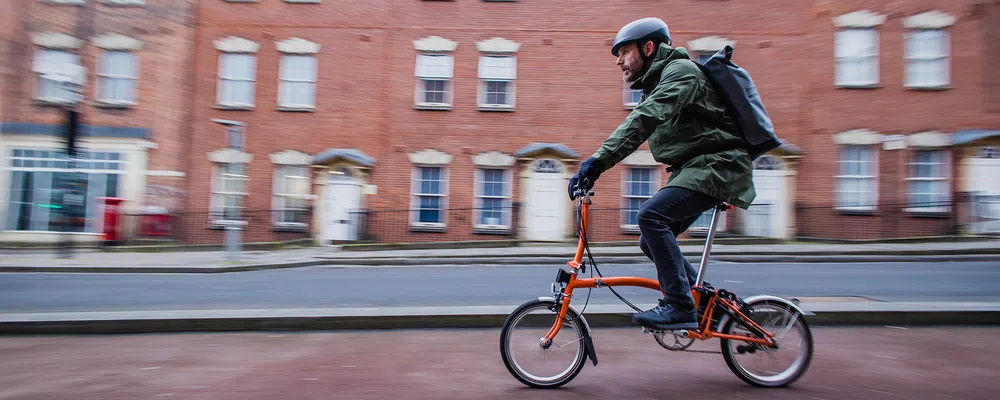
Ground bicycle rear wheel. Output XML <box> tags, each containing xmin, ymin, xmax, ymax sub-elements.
<box><xmin>499</xmin><ymin>299</ymin><xmax>588</xmax><ymax>389</ymax></box>
<box><xmin>719</xmin><ymin>298</ymin><xmax>813</xmax><ymax>387</ymax></box>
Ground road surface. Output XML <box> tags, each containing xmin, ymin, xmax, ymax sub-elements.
<box><xmin>1</xmin><ymin>326</ymin><xmax>998</xmax><ymax>399</ymax></box>
<box><xmin>2</xmin><ymin>261</ymin><xmax>998</xmax><ymax>313</ymax></box>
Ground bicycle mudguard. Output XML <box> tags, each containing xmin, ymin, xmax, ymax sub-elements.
<box><xmin>716</xmin><ymin>294</ymin><xmax>814</xmax><ymax>331</ymax></box>
<box><xmin>537</xmin><ymin>296</ymin><xmax>598</xmax><ymax>366</ymax></box>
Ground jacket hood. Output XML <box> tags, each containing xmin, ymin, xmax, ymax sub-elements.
<box><xmin>630</xmin><ymin>44</ymin><xmax>692</xmax><ymax>91</ymax></box>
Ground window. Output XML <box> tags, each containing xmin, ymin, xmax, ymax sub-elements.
<box><xmin>6</xmin><ymin>149</ymin><xmax>124</xmax><ymax>233</ymax></box>
<box><xmin>97</xmin><ymin>51</ymin><xmax>138</xmax><ymax>104</ymax></box>
<box><xmin>475</xmin><ymin>168</ymin><xmax>511</xmax><ymax>229</ymax></box>
<box><xmin>412</xmin><ymin>166</ymin><xmax>446</xmax><ymax>226</ymax></box>
<box><xmin>210</xmin><ymin>163</ymin><xmax>248</xmax><ymax>224</ymax></box>
<box><xmin>415</xmin><ymin>54</ymin><xmax>453</xmax><ymax>107</ymax></box>
<box><xmin>272</xmin><ymin>165</ymin><xmax>311</xmax><ymax>226</ymax></box>
<box><xmin>624</xmin><ymin>86</ymin><xmax>642</xmax><ymax>108</ymax></box>
<box><xmin>836</xmin><ymin>145</ymin><xmax>878</xmax><ymax>211</ymax></box>
<box><xmin>33</xmin><ymin>49</ymin><xmax>80</xmax><ymax>102</ymax></box>
<box><xmin>278</xmin><ymin>55</ymin><xmax>317</xmax><ymax>109</ymax></box>
<box><xmin>905</xmin><ymin>29</ymin><xmax>949</xmax><ymax>88</ymax></box>
<box><xmin>906</xmin><ymin>150</ymin><xmax>950</xmax><ymax>212</ymax></box>
<box><xmin>217</xmin><ymin>53</ymin><xmax>256</xmax><ymax>107</ymax></box>
<box><xmin>835</xmin><ymin>28</ymin><xmax>879</xmax><ymax>87</ymax></box>
<box><xmin>478</xmin><ymin>55</ymin><xmax>516</xmax><ymax>108</ymax></box>
<box><xmin>694</xmin><ymin>51</ymin><xmax>714</xmax><ymax>64</ymax></box>
<box><xmin>622</xmin><ymin>168</ymin><xmax>655</xmax><ymax>228</ymax></box>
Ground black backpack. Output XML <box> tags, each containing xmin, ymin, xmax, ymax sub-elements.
<box><xmin>694</xmin><ymin>45</ymin><xmax>781</xmax><ymax>160</ymax></box>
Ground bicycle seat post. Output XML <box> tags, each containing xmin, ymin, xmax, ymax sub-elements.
<box><xmin>694</xmin><ymin>204</ymin><xmax>724</xmax><ymax>287</ymax></box>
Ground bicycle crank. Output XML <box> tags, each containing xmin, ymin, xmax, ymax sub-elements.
<box><xmin>644</xmin><ymin>327</ymin><xmax>696</xmax><ymax>351</ymax></box>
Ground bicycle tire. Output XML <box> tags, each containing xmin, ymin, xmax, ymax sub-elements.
<box><xmin>499</xmin><ymin>299</ymin><xmax>588</xmax><ymax>389</ymax></box>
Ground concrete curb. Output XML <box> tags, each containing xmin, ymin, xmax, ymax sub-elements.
<box><xmin>2</xmin><ymin>303</ymin><xmax>998</xmax><ymax>335</ymax></box>
<box><xmin>3</xmin><ymin>253</ymin><xmax>999</xmax><ymax>274</ymax></box>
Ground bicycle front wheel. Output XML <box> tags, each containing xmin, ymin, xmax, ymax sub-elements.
<box><xmin>720</xmin><ymin>298</ymin><xmax>813</xmax><ymax>387</ymax></box>
<box><xmin>499</xmin><ymin>299</ymin><xmax>588</xmax><ymax>389</ymax></box>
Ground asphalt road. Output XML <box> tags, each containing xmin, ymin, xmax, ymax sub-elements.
<box><xmin>1</xmin><ymin>327</ymin><xmax>998</xmax><ymax>399</ymax></box>
<box><xmin>1</xmin><ymin>261</ymin><xmax>998</xmax><ymax>313</ymax></box>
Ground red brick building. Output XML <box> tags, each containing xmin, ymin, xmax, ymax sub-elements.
<box><xmin>179</xmin><ymin>0</ymin><xmax>1000</xmax><ymax>245</ymax></box>
<box><xmin>1</xmin><ymin>0</ymin><xmax>195</xmax><ymax>244</ymax></box>
<box><xmin>4</xmin><ymin>0</ymin><xmax>999</xmax><ymax>245</ymax></box>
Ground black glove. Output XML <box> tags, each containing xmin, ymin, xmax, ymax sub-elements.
<box><xmin>568</xmin><ymin>157</ymin><xmax>606</xmax><ymax>200</ymax></box>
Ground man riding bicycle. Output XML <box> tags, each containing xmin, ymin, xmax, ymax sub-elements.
<box><xmin>569</xmin><ymin>17</ymin><xmax>756</xmax><ymax>330</ymax></box>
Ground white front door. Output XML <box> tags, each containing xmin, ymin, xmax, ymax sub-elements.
<box><xmin>525</xmin><ymin>159</ymin><xmax>568</xmax><ymax>241</ymax></box>
<box><xmin>967</xmin><ymin>152</ymin><xmax>1000</xmax><ymax>233</ymax></box>
<box><xmin>324</xmin><ymin>171</ymin><xmax>362</xmax><ymax>242</ymax></box>
<box><xmin>744</xmin><ymin>156</ymin><xmax>790</xmax><ymax>239</ymax></box>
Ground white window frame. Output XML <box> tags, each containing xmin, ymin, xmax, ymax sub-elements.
<box><xmin>414</xmin><ymin>53</ymin><xmax>454</xmax><ymax>108</ymax></box>
<box><xmin>210</xmin><ymin>163</ymin><xmax>249</xmax><ymax>226</ymax></box>
<box><xmin>905</xmin><ymin>149</ymin><xmax>951</xmax><ymax>213</ymax></box>
<box><xmin>477</xmin><ymin>55</ymin><xmax>516</xmax><ymax>109</ymax></box>
<box><xmin>904</xmin><ymin>29</ymin><xmax>950</xmax><ymax>89</ymax></box>
<box><xmin>410</xmin><ymin>166</ymin><xmax>449</xmax><ymax>229</ymax></box>
<box><xmin>835</xmin><ymin>145</ymin><xmax>879</xmax><ymax>212</ymax></box>
<box><xmin>33</xmin><ymin>49</ymin><xmax>81</xmax><ymax>104</ymax></box>
<box><xmin>216</xmin><ymin>53</ymin><xmax>257</xmax><ymax>108</ymax></box>
<box><xmin>835</xmin><ymin>28</ymin><xmax>880</xmax><ymax>87</ymax></box>
<box><xmin>473</xmin><ymin>168</ymin><xmax>512</xmax><ymax>230</ymax></box>
<box><xmin>97</xmin><ymin>50</ymin><xmax>138</xmax><ymax>105</ymax></box>
<box><xmin>278</xmin><ymin>54</ymin><xmax>317</xmax><ymax>109</ymax></box>
<box><xmin>271</xmin><ymin>165</ymin><xmax>312</xmax><ymax>227</ymax></box>
<box><xmin>621</xmin><ymin>167</ymin><xmax>658</xmax><ymax>231</ymax></box>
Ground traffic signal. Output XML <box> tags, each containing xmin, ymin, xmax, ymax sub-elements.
<box><xmin>65</xmin><ymin>109</ymin><xmax>80</xmax><ymax>158</ymax></box>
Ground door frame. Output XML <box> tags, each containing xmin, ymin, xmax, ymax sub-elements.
<box><xmin>323</xmin><ymin>168</ymin><xmax>363</xmax><ymax>244</ymax></box>
<box><xmin>520</xmin><ymin>158</ymin><xmax>571</xmax><ymax>242</ymax></box>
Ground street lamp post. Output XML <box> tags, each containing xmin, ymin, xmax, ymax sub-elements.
<box><xmin>210</xmin><ymin>119</ymin><xmax>246</xmax><ymax>261</ymax></box>
<box><xmin>42</xmin><ymin>64</ymin><xmax>87</xmax><ymax>258</ymax></box>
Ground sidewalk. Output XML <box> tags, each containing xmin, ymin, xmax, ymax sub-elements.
<box><xmin>3</xmin><ymin>299</ymin><xmax>999</xmax><ymax>334</ymax></box>
<box><xmin>0</xmin><ymin>240</ymin><xmax>998</xmax><ymax>273</ymax></box>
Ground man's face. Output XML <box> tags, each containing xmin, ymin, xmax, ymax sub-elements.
<box><xmin>616</xmin><ymin>41</ymin><xmax>652</xmax><ymax>83</ymax></box>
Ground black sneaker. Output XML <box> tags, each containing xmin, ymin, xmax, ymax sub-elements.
<box><xmin>633</xmin><ymin>299</ymin><xmax>698</xmax><ymax>330</ymax></box>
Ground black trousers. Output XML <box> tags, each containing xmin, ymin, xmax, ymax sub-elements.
<box><xmin>637</xmin><ymin>187</ymin><xmax>719</xmax><ymax>306</ymax></box>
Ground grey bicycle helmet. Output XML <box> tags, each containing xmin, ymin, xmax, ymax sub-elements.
<box><xmin>611</xmin><ymin>17</ymin><xmax>672</xmax><ymax>57</ymax></box>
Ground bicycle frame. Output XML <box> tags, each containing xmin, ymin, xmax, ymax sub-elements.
<box><xmin>543</xmin><ymin>192</ymin><xmax>776</xmax><ymax>347</ymax></box>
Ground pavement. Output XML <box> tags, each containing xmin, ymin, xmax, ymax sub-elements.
<box><xmin>0</xmin><ymin>239</ymin><xmax>998</xmax><ymax>273</ymax></box>
<box><xmin>1</xmin><ymin>327</ymin><xmax>998</xmax><ymax>399</ymax></box>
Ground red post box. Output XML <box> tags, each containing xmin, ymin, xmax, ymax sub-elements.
<box><xmin>100</xmin><ymin>197</ymin><xmax>125</xmax><ymax>245</ymax></box>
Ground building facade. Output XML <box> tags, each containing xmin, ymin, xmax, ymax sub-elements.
<box><xmin>1</xmin><ymin>0</ymin><xmax>196</xmax><ymax>244</ymax></box>
<box><xmin>4</xmin><ymin>0</ymin><xmax>999</xmax><ymax>245</ymax></box>
<box><xmin>183</xmin><ymin>0</ymin><xmax>1000</xmax><ymax>245</ymax></box>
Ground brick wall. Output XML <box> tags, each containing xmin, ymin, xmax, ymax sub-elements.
<box><xmin>182</xmin><ymin>0</ymin><xmax>995</xmax><ymax>244</ymax></box>
<box><xmin>3</xmin><ymin>0</ymin><xmax>196</xmax><ymax>214</ymax></box>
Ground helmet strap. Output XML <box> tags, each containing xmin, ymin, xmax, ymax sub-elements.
<box><xmin>637</xmin><ymin>41</ymin><xmax>657</xmax><ymax>75</ymax></box>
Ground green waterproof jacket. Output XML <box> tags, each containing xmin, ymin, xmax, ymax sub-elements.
<box><xmin>592</xmin><ymin>44</ymin><xmax>756</xmax><ymax>209</ymax></box>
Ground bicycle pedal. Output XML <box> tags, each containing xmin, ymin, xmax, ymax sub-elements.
<box><xmin>642</xmin><ymin>327</ymin><xmax>665</xmax><ymax>335</ymax></box>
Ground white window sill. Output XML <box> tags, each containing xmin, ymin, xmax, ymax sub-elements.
<box><xmin>209</xmin><ymin>220</ymin><xmax>249</xmax><ymax>229</ymax></box>
<box><xmin>273</xmin><ymin>222</ymin><xmax>308</xmax><ymax>232</ymax></box>
<box><xmin>277</xmin><ymin>105</ymin><xmax>316</xmax><ymax>112</ymax></box>
<box><xmin>414</xmin><ymin>103</ymin><xmax>453</xmax><ymax>111</ymax></box>
<box><xmin>904</xmin><ymin>206</ymin><xmax>951</xmax><ymax>216</ymax></box>
<box><xmin>624</xmin><ymin>103</ymin><xmax>638</xmax><ymax>110</ymax></box>
<box><xmin>835</xmin><ymin>206</ymin><xmax>877</xmax><ymax>215</ymax></box>
<box><xmin>94</xmin><ymin>100</ymin><xmax>136</xmax><ymax>109</ymax></box>
<box><xmin>215</xmin><ymin>103</ymin><xmax>255</xmax><ymax>110</ymax></box>
<box><xmin>904</xmin><ymin>85</ymin><xmax>952</xmax><ymax>91</ymax></box>
<box><xmin>410</xmin><ymin>222</ymin><xmax>446</xmax><ymax>233</ymax></box>
<box><xmin>478</xmin><ymin>105</ymin><xmax>515</xmax><ymax>112</ymax></box>
<box><xmin>835</xmin><ymin>83</ymin><xmax>882</xmax><ymax>90</ymax></box>
<box><xmin>100</xmin><ymin>0</ymin><xmax>147</xmax><ymax>7</ymax></box>
<box><xmin>34</xmin><ymin>97</ymin><xmax>76</xmax><ymax>107</ymax></box>
<box><xmin>620</xmin><ymin>224</ymin><xmax>641</xmax><ymax>235</ymax></box>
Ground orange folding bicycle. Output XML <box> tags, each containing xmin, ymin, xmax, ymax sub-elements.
<box><xmin>500</xmin><ymin>184</ymin><xmax>813</xmax><ymax>389</ymax></box>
